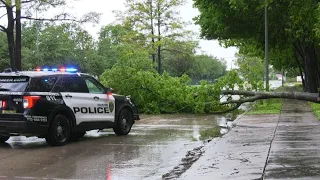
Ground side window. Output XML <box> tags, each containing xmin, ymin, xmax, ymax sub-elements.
<box><xmin>52</xmin><ymin>77</ymin><xmax>89</xmax><ymax>93</ymax></box>
<box><xmin>84</xmin><ymin>77</ymin><xmax>106</xmax><ymax>94</ymax></box>
<box><xmin>28</xmin><ymin>76</ymin><xmax>58</xmax><ymax>92</ymax></box>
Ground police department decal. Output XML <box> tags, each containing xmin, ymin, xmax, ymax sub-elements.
<box><xmin>109</xmin><ymin>102</ymin><xmax>114</xmax><ymax>113</ymax></box>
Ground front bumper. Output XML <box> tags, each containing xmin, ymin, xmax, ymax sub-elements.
<box><xmin>134</xmin><ymin>114</ymin><xmax>140</xmax><ymax>120</ymax></box>
<box><xmin>0</xmin><ymin>114</ymin><xmax>48</xmax><ymax>135</ymax></box>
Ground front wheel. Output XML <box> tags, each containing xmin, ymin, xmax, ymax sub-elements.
<box><xmin>113</xmin><ymin>109</ymin><xmax>133</xmax><ymax>136</ymax></box>
<box><xmin>45</xmin><ymin>114</ymin><xmax>71</xmax><ymax>146</ymax></box>
<box><xmin>0</xmin><ymin>135</ymin><xmax>10</xmax><ymax>143</ymax></box>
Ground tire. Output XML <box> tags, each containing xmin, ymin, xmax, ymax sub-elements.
<box><xmin>45</xmin><ymin>114</ymin><xmax>71</xmax><ymax>146</ymax></box>
<box><xmin>0</xmin><ymin>135</ymin><xmax>10</xmax><ymax>143</ymax></box>
<box><xmin>113</xmin><ymin>108</ymin><xmax>133</xmax><ymax>136</ymax></box>
<box><xmin>70</xmin><ymin>132</ymin><xmax>86</xmax><ymax>141</ymax></box>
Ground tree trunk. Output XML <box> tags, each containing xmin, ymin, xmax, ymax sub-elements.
<box><xmin>303</xmin><ymin>45</ymin><xmax>320</xmax><ymax>93</ymax></box>
<box><xmin>220</xmin><ymin>90</ymin><xmax>320</xmax><ymax>103</ymax></box>
<box><xmin>15</xmin><ymin>0</ymin><xmax>22</xmax><ymax>71</ymax></box>
<box><xmin>149</xmin><ymin>0</ymin><xmax>156</xmax><ymax>64</ymax></box>
<box><xmin>281</xmin><ymin>68</ymin><xmax>284</xmax><ymax>87</ymax></box>
<box><xmin>157</xmin><ymin>1</ymin><xmax>161</xmax><ymax>74</ymax></box>
<box><xmin>294</xmin><ymin>41</ymin><xmax>320</xmax><ymax>93</ymax></box>
<box><xmin>214</xmin><ymin>90</ymin><xmax>320</xmax><ymax>114</ymax></box>
<box><xmin>294</xmin><ymin>51</ymin><xmax>306</xmax><ymax>91</ymax></box>
<box><xmin>5</xmin><ymin>1</ymin><xmax>15</xmax><ymax>70</ymax></box>
<box><xmin>157</xmin><ymin>44</ymin><xmax>161</xmax><ymax>74</ymax></box>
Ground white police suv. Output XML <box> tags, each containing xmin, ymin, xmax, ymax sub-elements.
<box><xmin>0</xmin><ymin>67</ymin><xmax>140</xmax><ymax>146</ymax></box>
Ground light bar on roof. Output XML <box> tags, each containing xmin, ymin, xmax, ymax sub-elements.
<box><xmin>34</xmin><ymin>67</ymin><xmax>78</xmax><ymax>73</ymax></box>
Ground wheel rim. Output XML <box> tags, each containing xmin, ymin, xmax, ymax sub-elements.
<box><xmin>55</xmin><ymin>120</ymin><xmax>68</xmax><ymax>142</ymax></box>
<box><xmin>121</xmin><ymin>112</ymin><xmax>131</xmax><ymax>132</ymax></box>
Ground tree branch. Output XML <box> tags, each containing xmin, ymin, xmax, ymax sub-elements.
<box><xmin>20</xmin><ymin>16</ymin><xmax>82</xmax><ymax>23</ymax></box>
<box><xmin>212</xmin><ymin>103</ymin><xmax>242</xmax><ymax>114</ymax></box>
<box><xmin>21</xmin><ymin>0</ymin><xmax>34</xmax><ymax>3</ymax></box>
<box><xmin>0</xmin><ymin>25</ymin><xmax>7</xmax><ymax>32</ymax></box>
<box><xmin>220</xmin><ymin>95</ymin><xmax>263</xmax><ymax>105</ymax></box>
<box><xmin>0</xmin><ymin>13</ymin><xmax>7</xmax><ymax>19</ymax></box>
<box><xmin>221</xmin><ymin>90</ymin><xmax>320</xmax><ymax>103</ymax></box>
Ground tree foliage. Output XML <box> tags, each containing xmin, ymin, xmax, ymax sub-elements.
<box><xmin>0</xmin><ymin>0</ymin><xmax>100</xmax><ymax>71</ymax></box>
<box><xmin>99</xmin><ymin>46</ymin><xmax>243</xmax><ymax>114</ymax></box>
<box><xmin>115</xmin><ymin>0</ymin><xmax>196</xmax><ymax>74</ymax></box>
<box><xmin>188</xmin><ymin>55</ymin><xmax>226</xmax><ymax>81</ymax></box>
<box><xmin>236</xmin><ymin>54</ymin><xmax>264</xmax><ymax>91</ymax></box>
<box><xmin>193</xmin><ymin>0</ymin><xmax>320</xmax><ymax>92</ymax></box>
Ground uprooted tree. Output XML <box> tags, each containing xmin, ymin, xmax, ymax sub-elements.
<box><xmin>0</xmin><ymin>0</ymin><xmax>100</xmax><ymax>71</ymax></box>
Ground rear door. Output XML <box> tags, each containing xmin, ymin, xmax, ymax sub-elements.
<box><xmin>52</xmin><ymin>76</ymin><xmax>91</xmax><ymax>125</ymax></box>
<box><xmin>83</xmin><ymin>76</ymin><xmax>115</xmax><ymax>122</ymax></box>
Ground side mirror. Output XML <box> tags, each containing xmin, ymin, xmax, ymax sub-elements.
<box><xmin>106</xmin><ymin>88</ymin><xmax>114</xmax><ymax>95</ymax></box>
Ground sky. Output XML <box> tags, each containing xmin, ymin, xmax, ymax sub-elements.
<box><xmin>1</xmin><ymin>0</ymin><xmax>239</xmax><ymax>70</ymax></box>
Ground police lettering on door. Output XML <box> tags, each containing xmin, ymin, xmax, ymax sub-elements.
<box><xmin>73</xmin><ymin>106</ymin><xmax>110</xmax><ymax>114</ymax></box>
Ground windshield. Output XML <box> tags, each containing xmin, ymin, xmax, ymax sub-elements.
<box><xmin>0</xmin><ymin>76</ymin><xmax>29</xmax><ymax>92</ymax></box>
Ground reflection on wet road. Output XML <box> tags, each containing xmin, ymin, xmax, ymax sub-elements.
<box><xmin>0</xmin><ymin>114</ymin><xmax>219</xmax><ymax>180</ymax></box>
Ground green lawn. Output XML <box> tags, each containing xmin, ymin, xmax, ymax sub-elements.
<box><xmin>247</xmin><ymin>99</ymin><xmax>283</xmax><ymax>115</ymax></box>
<box><xmin>309</xmin><ymin>102</ymin><xmax>320</xmax><ymax>120</ymax></box>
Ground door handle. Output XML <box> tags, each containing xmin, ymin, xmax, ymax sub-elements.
<box><xmin>94</xmin><ymin>96</ymin><xmax>99</xmax><ymax>100</ymax></box>
<box><xmin>65</xmin><ymin>94</ymin><xmax>72</xmax><ymax>98</ymax></box>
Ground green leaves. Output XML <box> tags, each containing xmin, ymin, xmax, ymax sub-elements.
<box><xmin>236</xmin><ymin>54</ymin><xmax>264</xmax><ymax>91</ymax></box>
<box><xmin>99</xmin><ymin>51</ymin><xmax>252</xmax><ymax>114</ymax></box>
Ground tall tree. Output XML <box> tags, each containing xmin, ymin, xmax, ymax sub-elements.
<box><xmin>188</xmin><ymin>54</ymin><xmax>226</xmax><ymax>82</ymax></box>
<box><xmin>21</xmin><ymin>22</ymin><xmax>103</xmax><ymax>75</ymax></box>
<box><xmin>116</xmin><ymin>0</ymin><xmax>193</xmax><ymax>74</ymax></box>
<box><xmin>193</xmin><ymin>0</ymin><xmax>320</xmax><ymax>92</ymax></box>
<box><xmin>0</xmin><ymin>0</ymin><xmax>100</xmax><ymax>71</ymax></box>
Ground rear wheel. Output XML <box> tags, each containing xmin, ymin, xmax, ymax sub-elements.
<box><xmin>113</xmin><ymin>108</ymin><xmax>133</xmax><ymax>136</ymax></box>
<box><xmin>46</xmin><ymin>114</ymin><xmax>71</xmax><ymax>146</ymax></box>
<box><xmin>70</xmin><ymin>132</ymin><xmax>86</xmax><ymax>141</ymax></box>
<box><xmin>0</xmin><ymin>135</ymin><xmax>9</xmax><ymax>143</ymax></box>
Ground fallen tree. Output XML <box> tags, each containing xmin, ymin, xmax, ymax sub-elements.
<box><xmin>214</xmin><ymin>90</ymin><xmax>320</xmax><ymax>114</ymax></box>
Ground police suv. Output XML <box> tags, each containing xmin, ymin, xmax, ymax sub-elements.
<box><xmin>0</xmin><ymin>67</ymin><xmax>140</xmax><ymax>146</ymax></box>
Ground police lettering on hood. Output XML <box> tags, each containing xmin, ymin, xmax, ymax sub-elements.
<box><xmin>73</xmin><ymin>107</ymin><xmax>110</xmax><ymax>114</ymax></box>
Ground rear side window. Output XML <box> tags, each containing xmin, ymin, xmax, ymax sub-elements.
<box><xmin>28</xmin><ymin>76</ymin><xmax>58</xmax><ymax>92</ymax></box>
<box><xmin>0</xmin><ymin>76</ymin><xmax>29</xmax><ymax>92</ymax></box>
<box><xmin>52</xmin><ymin>76</ymin><xmax>88</xmax><ymax>93</ymax></box>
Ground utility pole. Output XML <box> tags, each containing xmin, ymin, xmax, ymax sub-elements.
<box><xmin>265</xmin><ymin>0</ymin><xmax>269</xmax><ymax>91</ymax></box>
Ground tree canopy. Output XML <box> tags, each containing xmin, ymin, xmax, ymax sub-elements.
<box><xmin>0</xmin><ymin>0</ymin><xmax>100</xmax><ymax>71</ymax></box>
<box><xmin>193</xmin><ymin>0</ymin><xmax>320</xmax><ymax>92</ymax></box>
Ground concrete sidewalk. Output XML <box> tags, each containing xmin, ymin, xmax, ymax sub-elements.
<box><xmin>180</xmin><ymin>99</ymin><xmax>320</xmax><ymax>180</ymax></box>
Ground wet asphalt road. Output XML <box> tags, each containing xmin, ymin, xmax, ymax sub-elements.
<box><xmin>0</xmin><ymin>114</ymin><xmax>219</xmax><ymax>180</ymax></box>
